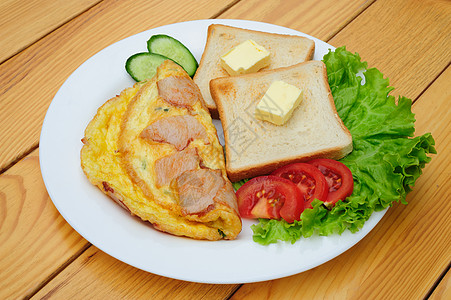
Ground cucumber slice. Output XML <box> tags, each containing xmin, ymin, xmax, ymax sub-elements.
<box><xmin>125</xmin><ymin>52</ymin><xmax>168</xmax><ymax>82</ymax></box>
<box><xmin>147</xmin><ymin>35</ymin><xmax>198</xmax><ymax>77</ymax></box>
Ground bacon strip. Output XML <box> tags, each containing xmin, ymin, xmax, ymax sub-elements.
<box><xmin>213</xmin><ymin>180</ymin><xmax>239</xmax><ymax>214</ymax></box>
<box><xmin>157</xmin><ymin>76</ymin><xmax>203</xmax><ymax>109</ymax></box>
<box><xmin>101</xmin><ymin>181</ymin><xmax>131</xmax><ymax>213</ymax></box>
<box><xmin>154</xmin><ymin>148</ymin><xmax>200</xmax><ymax>187</ymax></box>
<box><xmin>140</xmin><ymin>115</ymin><xmax>208</xmax><ymax>150</ymax></box>
<box><xmin>175</xmin><ymin>169</ymin><xmax>224</xmax><ymax>216</ymax></box>
<box><xmin>175</xmin><ymin>169</ymin><xmax>238</xmax><ymax>216</ymax></box>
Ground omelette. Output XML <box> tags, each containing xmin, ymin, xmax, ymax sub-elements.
<box><xmin>80</xmin><ymin>60</ymin><xmax>242</xmax><ymax>240</ymax></box>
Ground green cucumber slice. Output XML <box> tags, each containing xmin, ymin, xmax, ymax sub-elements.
<box><xmin>147</xmin><ymin>34</ymin><xmax>198</xmax><ymax>77</ymax></box>
<box><xmin>125</xmin><ymin>52</ymin><xmax>168</xmax><ymax>82</ymax></box>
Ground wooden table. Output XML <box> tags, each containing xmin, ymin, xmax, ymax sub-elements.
<box><xmin>1</xmin><ymin>0</ymin><xmax>450</xmax><ymax>299</ymax></box>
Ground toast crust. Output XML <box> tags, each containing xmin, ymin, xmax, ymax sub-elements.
<box><xmin>225</xmin><ymin>144</ymin><xmax>353</xmax><ymax>182</ymax></box>
<box><xmin>194</xmin><ymin>24</ymin><xmax>315</xmax><ymax>118</ymax></box>
<box><xmin>211</xmin><ymin>60</ymin><xmax>353</xmax><ymax>182</ymax></box>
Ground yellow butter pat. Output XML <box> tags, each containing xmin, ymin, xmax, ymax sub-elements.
<box><xmin>255</xmin><ymin>81</ymin><xmax>303</xmax><ymax>125</ymax></box>
<box><xmin>220</xmin><ymin>40</ymin><xmax>270</xmax><ymax>76</ymax></box>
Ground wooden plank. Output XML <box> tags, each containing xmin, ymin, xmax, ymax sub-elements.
<box><xmin>230</xmin><ymin>66</ymin><xmax>451</xmax><ymax>299</ymax></box>
<box><xmin>328</xmin><ymin>0</ymin><xmax>451</xmax><ymax>101</ymax></box>
<box><xmin>0</xmin><ymin>149</ymin><xmax>89</xmax><ymax>300</ymax></box>
<box><xmin>429</xmin><ymin>268</ymin><xmax>451</xmax><ymax>300</ymax></box>
<box><xmin>0</xmin><ymin>0</ymin><xmax>101</xmax><ymax>63</ymax></box>
<box><xmin>0</xmin><ymin>0</ymin><xmax>236</xmax><ymax>172</ymax></box>
<box><xmin>219</xmin><ymin>0</ymin><xmax>374</xmax><ymax>41</ymax></box>
<box><xmin>32</xmin><ymin>246</ymin><xmax>238</xmax><ymax>299</ymax></box>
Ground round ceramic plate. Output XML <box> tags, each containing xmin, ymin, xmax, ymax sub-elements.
<box><xmin>40</xmin><ymin>19</ymin><xmax>386</xmax><ymax>284</ymax></box>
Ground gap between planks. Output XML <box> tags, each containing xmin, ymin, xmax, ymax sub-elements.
<box><xmin>425</xmin><ymin>261</ymin><xmax>451</xmax><ymax>300</ymax></box>
<box><xmin>412</xmin><ymin>62</ymin><xmax>451</xmax><ymax>106</ymax></box>
<box><xmin>23</xmin><ymin>243</ymin><xmax>91</xmax><ymax>300</ymax></box>
<box><xmin>0</xmin><ymin>144</ymin><xmax>38</xmax><ymax>176</ymax></box>
<box><xmin>210</xmin><ymin>0</ymin><xmax>242</xmax><ymax>19</ymax></box>
<box><xmin>323</xmin><ymin>0</ymin><xmax>376</xmax><ymax>42</ymax></box>
<box><xmin>0</xmin><ymin>1</ymin><xmax>102</xmax><ymax>66</ymax></box>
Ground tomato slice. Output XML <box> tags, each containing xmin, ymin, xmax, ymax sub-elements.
<box><xmin>236</xmin><ymin>175</ymin><xmax>304</xmax><ymax>223</ymax></box>
<box><xmin>308</xmin><ymin>159</ymin><xmax>354</xmax><ymax>207</ymax></box>
<box><xmin>271</xmin><ymin>163</ymin><xmax>328</xmax><ymax>209</ymax></box>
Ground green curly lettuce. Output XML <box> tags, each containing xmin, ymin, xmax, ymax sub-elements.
<box><xmin>250</xmin><ymin>46</ymin><xmax>436</xmax><ymax>245</ymax></box>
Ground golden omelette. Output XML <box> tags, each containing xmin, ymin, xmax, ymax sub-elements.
<box><xmin>81</xmin><ymin>60</ymin><xmax>241</xmax><ymax>240</ymax></box>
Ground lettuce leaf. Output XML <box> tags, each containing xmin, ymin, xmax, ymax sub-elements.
<box><xmin>251</xmin><ymin>46</ymin><xmax>436</xmax><ymax>245</ymax></box>
<box><xmin>232</xmin><ymin>178</ymin><xmax>249</xmax><ymax>191</ymax></box>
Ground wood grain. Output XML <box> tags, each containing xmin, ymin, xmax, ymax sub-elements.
<box><xmin>32</xmin><ymin>246</ymin><xmax>238</xmax><ymax>300</ymax></box>
<box><xmin>0</xmin><ymin>0</ymin><xmax>101</xmax><ymax>63</ymax></box>
<box><xmin>231</xmin><ymin>67</ymin><xmax>451</xmax><ymax>300</ymax></box>
<box><xmin>329</xmin><ymin>0</ymin><xmax>451</xmax><ymax>101</ymax></box>
<box><xmin>0</xmin><ymin>0</ymin><xmax>236</xmax><ymax>173</ymax></box>
<box><xmin>1</xmin><ymin>0</ymin><xmax>449</xmax><ymax>299</ymax></box>
<box><xmin>429</xmin><ymin>267</ymin><xmax>451</xmax><ymax>300</ymax></box>
<box><xmin>0</xmin><ymin>149</ymin><xmax>88</xmax><ymax>300</ymax></box>
<box><xmin>219</xmin><ymin>0</ymin><xmax>374</xmax><ymax>41</ymax></box>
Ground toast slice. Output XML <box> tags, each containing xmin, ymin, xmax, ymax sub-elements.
<box><xmin>193</xmin><ymin>24</ymin><xmax>315</xmax><ymax>118</ymax></box>
<box><xmin>210</xmin><ymin>60</ymin><xmax>353</xmax><ymax>182</ymax></box>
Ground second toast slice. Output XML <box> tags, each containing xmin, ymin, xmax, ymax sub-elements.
<box><xmin>193</xmin><ymin>24</ymin><xmax>315</xmax><ymax>118</ymax></box>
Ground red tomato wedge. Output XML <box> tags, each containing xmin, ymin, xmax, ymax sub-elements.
<box><xmin>271</xmin><ymin>163</ymin><xmax>328</xmax><ymax>209</ymax></box>
<box><xmin>308</xmin><ymin>159</ymin><xmax>354</xmax><ymax>207</ymax></box>
<box><xmin>236</xmin><ymin>175</ymin><xmax>304</xmax><ymax>223</ymax></box>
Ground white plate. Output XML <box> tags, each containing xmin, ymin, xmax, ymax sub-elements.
<box><xmin>40</xmin><ymin>19</ymin><xmax>386</xmax><ymax>284</ymax></box>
